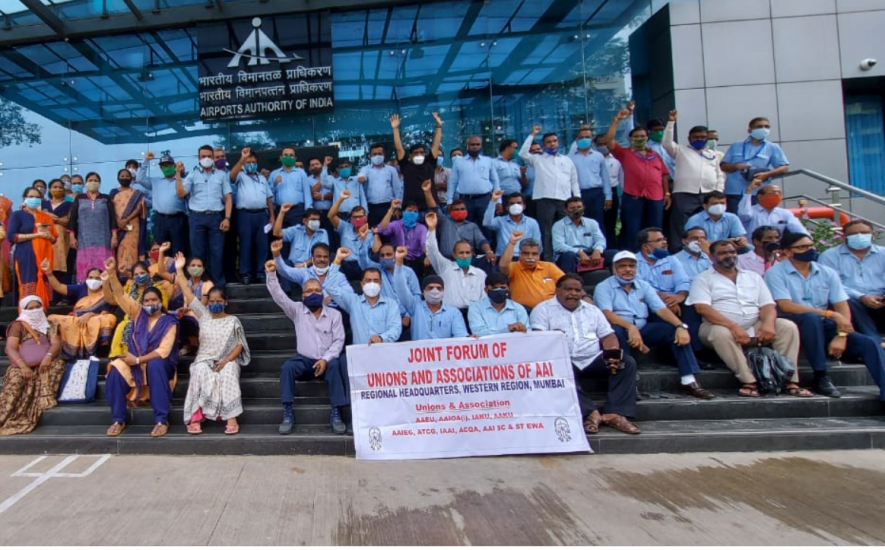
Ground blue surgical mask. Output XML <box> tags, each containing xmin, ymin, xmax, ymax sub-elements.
<box><xmin>338</xmin><ymin>167</ymin><xmax>351</xmax><ymax>178</ymax></box>
<box><xmin>846</xmin><ymin>233</ymin><xmax>872</xmax><ymax>251</ymax></box>
<box><xmin>303</xmin><ymin>292</ymin><xmax>324</xmax><ymax>310</ymax></box>
<box><xmin>208</xmin><ymin>303</ymin><xmax>225</xmax><ymax>315</ymax></box>
<box><xmin>245</xmin><ymin>163</ymin><xmax>257</xmax><ymax>173</ymax></box>
<box><xmin>71</xmin><ymin>184</ymin><xmax>85</xmax><ymax>194</ymax></box>
<box><xmin>134</xmin><ymin>273</ymin><xmax>150</xmax><ymax>285</ymax></box>
<box><xmin>750</xmin><ymin>128</ymin><xmax>770</xmax><ymax>141</ymax></box>
<box><xmin>576</xmin><ymin>138</ymin><xmax>593</xmax><ymax>150</ymax></box>
<box><xmin>690</xmin><ymin>140</ymin><xmax>708</xmax><ymax>150</ymax></box>
<box><xmin>380</xmin><ymin>257</ymin><xmax>395</xmax><ymax>271</ymax></box>
<box><xmin>24</xmin><ymin>197</ymin><xmax>41</xmax><ymax>209</ymax></box>
<box><xmin>437</xmin><ymin>156</ymin><xmax>444</xmax><ymax>166</ymax></box>
<box><xmin>402</xmin><ymin>211</ymin><xmax>419</xmax><ymax>227</ymax></box>
<box><xmin>651</xmin><ymin>248</ymin><xmax>670</xmax><ymax>260</ymax></box>
<box><xmin>543</xmin><ymin>147</ymin><xmax>558</xmax><ymax>155</ymax></box>
<box><xmin>615</xmin><ymin>276</ymin><xmax>634</xmax><ymax>287</ymax></box>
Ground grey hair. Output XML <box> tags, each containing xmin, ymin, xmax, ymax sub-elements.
<box><xmin>519</xmin><ymin>238</ymin><xmax>541</xmax><ymax>251</ymax></box>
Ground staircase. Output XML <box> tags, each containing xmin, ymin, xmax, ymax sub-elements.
<box><xmin>1</xmin><ymin>282</ymin><xmax>884</xmax><ymax>456</ymax></box>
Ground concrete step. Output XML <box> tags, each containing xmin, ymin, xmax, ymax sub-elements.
<box><xmin>225</xmin><ymin>283</ymin><xmax>273</xmax><ymax>300</ymax></box>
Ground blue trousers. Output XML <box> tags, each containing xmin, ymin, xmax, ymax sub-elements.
<box><xmin>237</xmin><ymin>209</ymin><xmax>269</xmax><ymax>276</ymax></box>
<box><xmin>459</xmin><ymin>194</ymin><xmax>491</xmax><ymax>227</ymax></box>
<box><xmin>580</xmin><ymin>187</ymin><xmax>606</xmax><ymax>233</ymax></box>
<box><xmin>153</xmin><ymin>212</ymin><xmax>189</xmax><ymax>256</ymax></box>
<box><xmin>105</xmin><ymin>359</ymin><xmax>175</xmax><ymax>424</ymax></box>
<box><xmin>574</xmin><ymin>354</ymin><xmax>638</xmax><ymax>418</ymax></box>
<box><xmin>619</xmin><ymin>193</ymin><xmax>663</xmax><ymax>251</ymax></box>
<box><xmin>848</xmin><ymin>297</ymin><xmax>885</xmax><ymax>339</ymax></box>
<box><xmin>281</xmin><ymin>354</ymin><xmax>349</xmax><ymax>408</ymax></box>
<box><xmin>189</xmin><ymin>211</ymin><xmax>226</xmax><ymax>287</ymax></box>
<box><xmin>613</xmin><ymin>322</ymin><xmax>700</xmax><ymax>376</ymax></box>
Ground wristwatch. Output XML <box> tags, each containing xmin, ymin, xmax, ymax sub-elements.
<box><xmin>836</xmin><ymin>332</ymin><xmax>849</xmax><ymax>338</ymax></box>
<box><xmin>676</xmin><ymin>323</ymin><xmax>689</xmax><ymax>331</ymax></box>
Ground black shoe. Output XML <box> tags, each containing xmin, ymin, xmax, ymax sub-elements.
<box><xmin>346</xmin><ymin>424</ymin><xmax>353</xmax><ymax>435</ymax></box>
<box><xmin>255</xmin><ymin>273</ymin><xmax>266</xmax><ymax>284</ymax></box>
<box><xmin>813</xmin><ymin>375</ymin><xmax>841</xmax><ymax>398</ymax></box>
<box><xmin>240</xmin><ymin>274</ymin><xmax>252</xmax><ymax>286</ymax></box>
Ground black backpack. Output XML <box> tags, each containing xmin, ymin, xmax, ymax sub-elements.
<box><xmin>746</xmin><ymin>345</ymin><xmax>796</xmax><ymax>395</ymax></box>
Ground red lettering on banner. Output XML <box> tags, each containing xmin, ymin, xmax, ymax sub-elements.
<box><xmin>534</xmin><ymin>362</ymin><xmax>553</xmax><ymax>378</ymax></box>
<box><xmin>367</xmin><ymin>371</ymin><xmax>408</xmax><ymax>387</ymax></box>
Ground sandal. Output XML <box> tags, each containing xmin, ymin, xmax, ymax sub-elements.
<box><xmin>784</xmin><ymin>383</ymin><xmax>814</xmax><ymax>398</ymax></box>
<box><xmin>151</xmin><ymin>423</ymin><xmax>169</xmax><ymax>437</ymax></box>
<box><xmin>179</xmin><ymin>346</ymin><xmax>193</xmax><ymax>357</ymax></box>
<box><xmin>738</xmin><ymin>384</ymin><xmax>760</xmax><ymax>398</ymax></box>
<box><xmin>187</xmin><ymin>423</ymin><xmax>202</xmax><ymax>434</ymax></box>
<box><xmin>602</xmin><ymin>414</ymin><xmax>641</xmax><ymax>435</ymax></box>
<box><xmin>583</xmin><ymin>414</ymin><xmax>601</xmax><ymax>435</ymax></box>
<box><xmin>225</xmin><ymin>424</ymin><xmax>239</xmax><ymax>435</ymax></box>
<box><xmin>106</xmin><ymin>422</ymin><xmax>126</xmax><ymax>437</ymax></box>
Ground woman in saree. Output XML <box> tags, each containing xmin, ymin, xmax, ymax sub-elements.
<box><xmin>107</xmin><ymin>261</ymin><xmax>171</xmax><ymax>358</ymax></box>
<box><xmin>41</xmin><ymin>260</ymin><xmax>117</xmax><ymax>359</ymax></box>
<box><xmin>69</xmin><ymin>172</ymin><xmax>116</xmax><ymax>282</ymax></box>
<box><xmin>46</xmin><ymin>179</ymin><xmax>72</xmax><ymax>288</ymax></box>
<box><xmin>0</xmin><ymin>296</ymin><xmax>66</xmax><ymax>435</ymax></box>
<box><xmin>109</xmin><ymin>168</ymin><xmax>146</xmax><ymax>273</ymax></box>
<box><xmin>174</xmin><ymin>252</ymin><xmax>249</xmax><ymax>435</ymax></box>
<box><xmin>155</xmin><ymin>243</ymin><xmax>213</xmax><ymax>356</ymax></box>
<box><xmin>8</xmin><ymin>187</ymin><xmax>57</xmax><ymax>307</ymax></box>
<box><xmin>102</xmin><ymin>257</ymin><xmax>179</xmax><ymax>438</ymax></box>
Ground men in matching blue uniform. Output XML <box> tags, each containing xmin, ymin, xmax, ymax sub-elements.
<box><xmin>483</xmin><ymin>190</ymin><xmax>542</xmax><ymax>260</ymax></box>
<box><xmin>673</xmin><ymin>227</ymin><xmax>713</xmax><ymax>281</ymax></box>
<box><xmin>136</xmin><ymin>151</ymin><xmax>189</xmax><ymax>256</ymax></box>
<box><xmin>684</xmin><ymin>191</ymin><xmax>748</xmax><ymax>249</ymax></box>
<box><xmin>569</xmin><ymin>127</ymin><xmax>611</xmax><ymax>233</ymax></box>
<box><xmin>358</xmin><ymin>143</ymin><xmax>402</xmax><ymax>227</ymax></box>
<box><xmin>447</xmin><ymin>136</ymin><xmax>501</xmax><ymax>225</ymax></box>
<box><xmin>357</xmin><ymin>240</ymin><xmax>420</xmax><ymax>331</ymax></box>
<box><xmin>551</xmin><ymin>196</ymin><xmax>610</xmax><ymax>273</ymax></box>
<box><xmin>328</xmin><ymin>190</ymin><xmax>371</xmax><ymax>281</ymax></box>
<box><xmin>269</xmin><ymin>146</ymin><xmax>312</xmax><ymax>227</ymax></box>
<box><xmin>322</xmin><ymin>159</ymin><xmax>366</xmax><ymax>220</ymax></box>
<box><xmin>721</xmin><ymin>116</ymin><xmax>790</xmax><ymax>213</ymax></box>
<box><xmin>229</xmin><ymin>147</ymin><xmax>274</xmax><ymax>285</ymax></box>
<box><xmin>272</xmin><ymin>207</ymin><xmax>329</xmax><ymax>267</ymax></box>
<box><xmin>393</xmin><ymin>247</ymin><xmax>468</xmax><ymax>340</ymax></box>
<box><xmin>271</xmin><ymin>240</ymin><xmax>351</xmax><ymax>309</ymax></box>
<box><xmin>467</xmin><ymin>272</ymin><xmax>531</xmax><ymax>336</ymax></box>
<box><xmin>493</xmin><ymin>139</ymin><xmax>525</xmax><ymax>195</ymax></box>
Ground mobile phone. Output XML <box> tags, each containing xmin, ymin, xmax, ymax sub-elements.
<box><xmin>603</xmin><ymin>349</ymin><xmax>623</xmax><ymax>362</ymax></box>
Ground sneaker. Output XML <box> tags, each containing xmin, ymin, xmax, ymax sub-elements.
<box><xmin>330</xmin><ymin>407</ymin><xmax>346</xmax><ymax>435</ymax></box>
<box><xmin>279</xmin><ymin>405</ymin><xmax>294</xmax><ymax>435</ymax></box>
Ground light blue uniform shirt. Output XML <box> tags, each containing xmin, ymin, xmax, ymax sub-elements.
<box><xmin>483</xmin><ymin>201</ymin><xmax>542</xmax><ymax>257</ymax></box>
<box><xmin>737</xmin><ymin>194</ymin><xmax>808</xmax><ymax>237</ymax></box>
<box><xmin>304</xmin><ymin>173</ymin><xmax>332</xmax><ymax>210</ymax></box>
<box><xmin>134</xmin><ymin>168</ymin><xmax>186</xmax><ymax>215</ymax></box>
<box><xmin>357</xmin><ymin>164</ymin><xmax>402</xmax><ymax>205</ymax></box>
<box><xmin>764</xmin><ymin>260</ymin><xmax>848</xmax><ymax>309</ymax></box>
<box><xmin>234</xmin><ymin>172</ymin><xmax>272</xmax><ymax>210</ymax></box>
<box><xmin>569</xmin><ymin>149</ymin><xmax>611</xmax><ymax>199</ymax></box>
<box><xmin>636</xmin><ymin>254</ymin><xmax>692</xmax><ymax>294</ymax></box>
<box><xmin>323</xmin><ymin>270</ymin><xmax>402</xmax><ymax>344</ymax></box>
<box><xmin>335</xmin><ymin>219</ymin><xmax>371</xmax><ymax>263</ymax></box>
<box><xmin>722</xmin><ymin>138</ymin><xmax>789</xmax><ymax>196</ymax></box>
<box><xmin>551</xmin><ymin>216</ymin><xmax>606</xmax><ymax>258</ymax></box>
<box><xmin>684</xmin><ymin>210</ymin><xmax>747</xmax><ymax>242</ymax></box>
<box><xmin>281</xmin><ymin>225</ymin><xmax>330</xmax><ymax>265</ymax></box>
<box><xmin>447</xmin><ymin>155</ymin><xmax>500</xmax><ymax>203</ymax></box>
<box><xmin>593</xmin><ymin>276</ymin><xmax>667</xmax><ymax>330</ymax></box>
<box><xmin>493</xmin><ymin>157</ymin><xmax>523</xmax><ymax>195</ymax></box>
<box><xmin>467</xmin><ymin>297</ymin><xmax>531</xmax><ymax>336</ymax></box>
<box><xmin>322</xmin><ymin>168</ymin><xmax>367</xmax><ymax>214</ymax></box>
<box><xmin>673</xmin><ymin>250</ymin><xmax>712</xmax><ymax>281</ymax></box>
<box><xmin>394</xmin><ymin>266</ymin><xmax>468</xmax><ymax>340</ymax></box>
<box><xmin>182</xmin><ymin>167</ymin><xmax>232</xmax><ymax>212</ymax></box>
<box><xmin>269</xmin><ymin>166</ymin><xmax>313</xmax><ymax>208</ymax></box>
<box><xmin>274</xmin><ymin>257</ymin><xmax>351</xmax><ymax>309</ymax></box>
<box><xmin>819</xmin><ymin>244</ymin><xmax>885</xmax><ymax>300</ymax></box>
<box><xmin>357</xmin><ymin>246</ymin><xmax>419</xmax><ymax>316</ymax></box>
<box><xmin>525</xmin><ymin>165</ymin><xmax>535</xmax><ymax>197</ymax></box>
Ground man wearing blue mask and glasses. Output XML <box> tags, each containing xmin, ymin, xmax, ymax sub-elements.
<box><xmin>721</xmin><ymin>117</ymin><xmax>790</xmax><ymax>214</ymax></box>
<box><xmin>820</xmin><ymin>220</ymin><xmax>885</xmax><ymax>340</ymax></box>
<box><xmin>569</xmin><ymin>127</ymin><xmax>610</xmax><ymax>236</ymax></box>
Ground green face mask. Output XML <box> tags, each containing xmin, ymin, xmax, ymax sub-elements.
<box><xmin>160</xmin><ymin>165</ymin><xmax>175</xmax><ymax>178</ymax></box>
<box><xmin>706</xmin><ymin>139</ymin><xmax>718</xmax><ymax>150</ymax></box>
<box><xmin>630</xmin><ymin>137</ymin><xmax>648</xmax><ymax>150</ymax></box>
<box><xmin>649</xmin><ymin>130</ymin><xmax>664</xmax><ymax>142</ymax></box>
<box><xmin>281</xmin><ymin>155</ymin><xmax>296</xmax><ymax>167</ymax></box>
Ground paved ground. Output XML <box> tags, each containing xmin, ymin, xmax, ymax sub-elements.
<box><xmin>0</xmin><ymin>449</ymin><xmax>884</xmax><ymax>545</ymax></box>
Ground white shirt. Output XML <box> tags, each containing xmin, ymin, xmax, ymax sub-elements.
<box><xmin>424</xmin><ymin>229</ymin><xmax>486</xmax><ymax>309</ymax></box>
<box><xmin>519</xmin><ymin>135</ymin><xmax>580</xmax><ymax>201</ymax></box>
<box><xmin>604</xmin><ymin>155</ymin><xmax>623</xmax><ymax>189</ymax></box>
<box><xmin>529</xmin><ymin>298</ymin><xmax>614</xmax><ymax>369</ymax></box>
<box><xmin>686</xmin><ymin>268</ymin><xmax>774</xmax><ymax>329</ymax></box>
<box><xmin>662</xmin><ymin>121</ymin><xmax>724</xmax><ymax>194</ymax></box>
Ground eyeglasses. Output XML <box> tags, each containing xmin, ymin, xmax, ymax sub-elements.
<box><xmin>646</xmin><ymin>238</ymin><xmax>667</xmax><ymax>244</ymax></box>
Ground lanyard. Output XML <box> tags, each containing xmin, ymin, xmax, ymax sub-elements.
<box><xmin>632</xmin><ymin>150</ymin><xmax>658</xmax><ymax>162</ymax></box>
<box><xmin>741</xmin><ymin>141</ymin><xmax>769</xmax><ymax>163</ymax></box>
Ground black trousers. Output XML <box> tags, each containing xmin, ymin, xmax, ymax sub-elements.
<box><xmin>573</xmin><ymin>354</ymin><xmax>637</xmax><ymax>419</ymax></box>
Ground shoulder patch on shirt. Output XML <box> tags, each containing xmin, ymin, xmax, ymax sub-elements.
<box><xmin>662</xmin><ymin>270</ymin><xmax>673</xmax><ymax>275</ymax></box>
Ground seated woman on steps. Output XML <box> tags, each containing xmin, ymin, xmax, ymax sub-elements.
<box><xmin>42</xmin><ymin>260</ymin><xmax>118</xmax><ymax>359</ymax></box>
<box><xmin>107</xmin><ymin>260</ymin><xmax>172</xmax><ymax>359</ymax></box>
<box><xmin>174</xmin><ymin>252</ymin><xmax>249</xmax><ymax>436</ymax></box>
<box><xmin>103</xmin><ymin>257</ymin><xmax>180</xmax><ymax>438</ymax></box>
<box><xmin>153</xmin><ymin>242</ymin><xmax>213</xmax><ymax>356</ymax></box>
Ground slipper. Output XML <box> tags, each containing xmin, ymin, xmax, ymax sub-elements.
<box><xmin>187</xmin><ymin>423</ymin><xmax>202</xmax><ymax>434</ymax></box>
<box><xmin>583</xmin><ymin>414</ymin><xmax>601</xmax><ymax>435</ymax></box>
<box><xmin>784</xmin><ymin>383</ymin><xmax>814</xmax><ymax>398</ymax></box>
<box><xmin>106</xmin><ymin>422</ymin><xmax>126</xmax><ymax>437</ymax></box>
<box><xmin>602</xmin><ymin>415</ymin><xmax>641</xmax><ymax>435</ymax></box>
<box><xmin>178</xmin><ymin>346</ymin><xmax>193</xmax><ymax>357</ymax></box>
<box><xmin>151</xmin><ymin>423</ymin><xmax>168</xmax><ymax>437</ymax></box>
<box><xmin>738</xmin><ymin>384</ymin><xmax>760</xmax><ymax>398</ymax></box>
<box><xmin>225</xmin><ymin>424</ymin><xmax>239</xmax><ymax>435</ymax></box>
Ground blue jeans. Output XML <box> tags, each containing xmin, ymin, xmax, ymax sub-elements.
<box><xmin>237</xmin><ymin>209</ymin><xmax>269</xmax><ymax>276</ymax></box>
<box><xmin>613</xmin><ymin>322</ymin><xmax>700</xmax><ymax>377</ymax></box>
<box><xmin>848</xmin><ymin>297</ymin><xmax>885</xmax><ymax>339</ymax></box>
<box><xmin>280</xmin><ymin>354</ymin><xmax>349</xmax><ymax>408</ymax></box>
<box><xmin>619</xmin><ymin>193</ymin><xmax>663</xmax><ymax>251</ymax></box>
<box><xmin>189</xmin><ymin>211</ymin><xmax>226</xmax><ymax>287</ymax></box>
<box><xmin>461</xmin><ymin>193</ymin><xmax>491</xmax><ymax>227</ymax></box>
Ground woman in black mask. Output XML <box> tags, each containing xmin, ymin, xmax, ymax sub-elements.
<box><xmin>109</xmin><ymin>168</ymin><xmax>147</xmax><ymax>273</ymax></box>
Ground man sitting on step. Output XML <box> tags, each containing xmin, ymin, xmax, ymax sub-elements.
<box><xmin>270</xmin><ymin>240</ymin><xmax>351</xmax><ymax>309</ymax></box>
<box><xmin>687</xmin><ymin>240</ymin><xmax>812</xmax><ymax>398</ymax></box>
<box><xmin>265</xmin><ymin>261</ymin><xmax>348</xmax><ymax>435</ymax></box>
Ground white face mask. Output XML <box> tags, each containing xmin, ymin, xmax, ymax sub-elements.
<box><xmin>314</xmin><ymin>265</ymin><xmax>329</xmax><ymax>275</ymax></box>
<box><xmin>362</xmin><ymin>282</ymin><xmax>381</xmax><ymax>298</ymax></box>
<box><xmin>412</xmin><ymin>155</ymin><xmax>425</xmax><ymax>166</ymax></box>
<box><xmin>509</xmin><ymin>204</ymin><xmax>524</xmax><ymax>216</ymax></box>
<box><xmin>85</xmin><ymin>279</ymin><xmax>102</xmax><ymax>291</ymax></box>
<box><xmin>199</xmin><ymin>157</ymin><xmax>214</xmax><ymax>169</ymax></box>
<box><xmin>687</xmin><ymin>241</ymin><xmax>702</xmax><ymax>254</ymax></box>
<box><xmin>707</xmin><ymin>203</ymin><xmax>726</xmax><ymax>217</ymax></box>
<box><xmin>424</xmin><ymin>288</ymin><xmax>444</xmax><ymax>304</ymax></box>
<box><xmin>371</xmin><ymin>155</ymin><xmax>384</xmax><ymax>166</ymax></box>
<box><xmin>128</xmin><ymin>168</ymin><xmax>137</xmax><ymax>178</ymax></box>
<box><xmin>307</xmin><ymin>220</ymin><xmax>321</xmax><ymax>231</ymax></box>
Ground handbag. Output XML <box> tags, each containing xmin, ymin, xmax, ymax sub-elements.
<box><xmin>57</xmin><ymin>356</ymin><xmax>99</xmax><ymax>403</ymax></box>
<box><xmin>745</xmin><ymin>345</ymin><xmax>795</xmax><ymax>395</ymax></box>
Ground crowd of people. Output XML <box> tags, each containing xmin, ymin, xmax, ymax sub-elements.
<box><xmin>1</xmin><ymin>101</ymin><xmax>885</xmax><ymax>441</ymax></box>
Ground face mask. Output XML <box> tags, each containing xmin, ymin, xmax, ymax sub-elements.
<box><xmin>576</xmin><ymin>138</ymin><xmax>593</xmax><ymax>150</ymax></box>
<box><xmin>188</xmin><ymin>266</ymin><xmax>204</xmax><ymax>278</ymax></box>
<box><xmin>650</xmin><ymin>248</ymin><xmax>669</xmax><ymax>260</ymax></box>
<box><xmin>380</xmin><ymin>258</ymin><xmax>395</xmax><ymax>271</ymax></box>
<box><xmin>118</xmin><ymin>177</ymin><xmax>132</xmax><ymax>187</ymax></box>
<box><xmin>24</xmin><ymin>197</ymin><xmax>41</xmax><ymax>209</ymax></box>
<box><xmin>412</xmin><ymin>155</ymin><xmax>425</xmax><ymax>166</ymax></box>
<box><xmin>716</xmin><ymin>256</ymin><xmax>738</xmax><ymax>270</ymax></box>
<box><xmin>707</xmin><ymin>203</ymin><xmax>726</xmax><ymax>217</ymax></box>
<box><xmin>437</xmin><ymin>157</ymin><xmax>444</xmax><ymax>166</ymax></box>
<box><xmin>310</xmin><ymin>167</ymin><xmax>322</xmax><ymax>177</ymax></box>
<box><xmin>307</xmin><ymin>220</ymin><xmax>321</xmax><ymax>232</ymax></box>
<box><xmin>847</xmin><ymin>233</ymin><xmax>872</xmax><ymax>251</ymax></box>
<box><xmin>362</xmin><ymin>282</ymin><xmax>382</xmax><ymax>298</ymax></box>
<box><xmin>215</xmin><ymin>158</ymin><xmax>227</xmax><ymax>170</ymax></box>
<box><xmin>351</xmin><ymin>217</ymin><xmax>367</xmax><ymax>228</ymax></box>
<box><xmin>615</xmin><ymin>275</ymin><xmax>634</xmax><ymax>287</ymax></box>
<box><xmin>402</xmin><ymin>211</ymin><xmax>419</xmax><ymax>228</ymax></box>
<box><xmin>143</xmin><ymin>304</ymin><xmax>162</xmax><ymax>315</ymax></box>
<box><xmin>71</xmin><ymin>184</ymin><xmax>84</xmax><ymax>194</ymax></box>
<box><xmin>303</xmin><ymin>293</ymin><xmax>324</xmax><ymax>310</ymax></box>
<box><xmin>62</xmin><ymin>179</ymin><xmax>72</xmax><ymax>189</ymax></box>
<box><xmin>86</xmin><ymin>181</ymin><xmax>100</xmax><ymax>192</ymax></box>
<box><xmin>149</xmin><ymin>251</ymin><xmax>159</xmax><ymax>262</ymax></box>
<box><xmin>455</xmin><ymin>257</ymin><xmax>472</xmax><ymax>269</ymax></box>
<box><xmin>208</xmin><ymin>303</ymin><xmax>225</xmax><ymax>315</ymax></box>
<box><xmin>424</xmin><ymin>288</ymin><xmax>444</xmax><ymax>304</ymax></box>
<box><xmin>161</xmin><ymin>165</ymin><xmax>176</xmax><ymax>178</ymax></box>
<box><xmin>690</xmin><ymin>140</ymin><xmax>707</xmax><ymax>150</ymax></box>
<box><xmin>750</xmin><ymin>128</ymin><xmax>770</xmax><ymax>141</ymax></box>
<box><xmin>649</xmin><ymin>130</ymin><xmax>664</xmax><ymax>142</ymax></box>
<box><xmin>134</xmin><ymin>273</ymin><xmax>150</xmax><ymax>285</ymax></box>
<box><xmin>792</xmin><ymin>249</ymin><xmax>819</xmax><ymax>263</ymax></box>
<box><xmin>51</xmin><ymin>188</ymin><xmax>65</xmax><ymax>198</ymax></box>
<box><xmin>488</xmin><ymin>288</ymin><xmax>509</xmax><ymax>305</ymax></box>
<box><xmin>450</xmin><ymin>210</ymin><xmax>468</xmax><ymax>222</ymax></box>
<box><xmin>509</xmin><ymin>204</ymin><xmax>524</xmax><ymax>216</ymax></box>
<box><xmin>128</xmin><ymin>168</ymin><xmax>137</xmax><ymax>178</ymax></box>
<box><xmin>467</xmin><ymin>149</ymin><xmax>480</xmax><ymax>158</ymax></box>
<box><xmin>543</xmin><ymin>147</ymin><xmax>558</xmax><ymax>155</ymax></box>
<box><xmin>85</xmin><ymin>279</ymin><xmax>102</xmax><ymax>291</ymax></box>
<box><xmin>245</xmin><ymin>163</ymin><xmax>258</xmax><ymax>173</ymax></box>
<box><xmin>596</xmin><ymin>145</ymin><xmax>609</xmax><ymax>155</ymax></box>
<box><xmin>687</xmin><ymin>241</ymin><xmax>702</xmax><ymax>254</ymax></box>
<box><xmin>281</xmin><ymin>155</ymin><xmax>296</xmax><ymax>167</ymax></box>
<box><xmin>338</xmin><ymin>168</ymin><xmax>351</xmax><ymax>178</ymax></box>
<box><xmin>36</xmin><ymin>188</ymin><xmax>46</xmax><ymax>196</ymax></box>
<box><xmin>199</xmin><ymin>157</ymin><xmax>214</xmax><ymax>169</ymax></box>
<box><xmin>567</xmin><ymin>208</ymin><xmax>584</xmax><ymax>219</ymax></box>
<box><xmin>371</xmin><ymin>155</ymin><xmax>384</xmax><ymax>166</ymax></box>
<box><xmin>314</xmin><ymin>265</ymin><xmax>330</xmax><ymax>276</ymax></box>
<box><xmin>706</xmin><ymin>139</ymin><xmax>718</xmax><ymax>150</ymax></box>
<box><xmin>758</xmin><ymin>194</ymin><xmax>782</xmax><ymax>210</ymax></box>
<box><xmin>630</xmin><ymin>137</ymin><xmax>648</xmax><ymax>150</ymax></box>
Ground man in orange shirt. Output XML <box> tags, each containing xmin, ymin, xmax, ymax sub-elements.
<box><xmin>500</xmin><ymin>231</ymin><xmax>565</xmax><ymax>309</ymax></box>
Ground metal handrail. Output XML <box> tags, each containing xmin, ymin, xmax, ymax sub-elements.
<box><xmin>777</xmin><ymin>168</ymin><xmax>885</xmax><ymax>206</ymax></box>
<box><xmin>782</xmin><ymin>194</ymin><xmax>885</xmax><ymax>232</ymax></box>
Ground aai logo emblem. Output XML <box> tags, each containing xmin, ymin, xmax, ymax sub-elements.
<box><xmin>226</xmin><ymin>17</ymin><xmax>304</xmax><ymax>68</ymax></box>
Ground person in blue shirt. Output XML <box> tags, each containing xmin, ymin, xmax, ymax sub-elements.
<box><xmin>684</xmin><ymin>191</ymin><xmax>748</xmax><ymax>250</ymax></box>
<box><xmin>357</xmin><ymin>143</ymin><xmax>402</xmax><ymax>228</ymax></box>
<box><xmin>446</xmin><ymin>135</ymin><xmax>501</xmax><ymax>225</ymax></box>
<box><xmin>271</xmin><ymin>240</ymin><xmax>351</xmax><ymax>310</ymax></box>
<box><xmin>765</xmin><ymin>231</ymin><xmax>885</xmax><ymax>400</ymax></box>
<box><xmin>137</xmin><ymin>151</ymin><xmax>189</xmax><ymax>257</ymax></box>
<box><xmin>325</xmin><ymin>248</ymin><xmax>402</xmax><ymax>345</ymax></box>
<box><xmin>269</xmin><ymin>146</ymin><xmax>312</xmax><ymax>227</ymax></box>
<box><xmin>721</xmin><ymin>116</ymin><xmax>790</xmax><ymax>213</ymax></box>
<box><xmin>594</xmin><ymin>251</ymin><xmax>712</xmax><ymax>399</ymax></box>
<box><xmin>523</xmin><ymin>142</ymin><xmax>541</xmax><ymax>219</ymax></box>
<box><xmin>468</xmin><ymin>272</ymin><xmax>531</xmax><ymax>336</ymax></box>
<box><xmin>229</xmin><ymin>148</ymin><xmax>274</xmax><ymax>286</ymax></box>
<box><xmin>175</xmin><ymin>144</ymin><xmax>233</xmax><ymax>287</ymax></box>
<box><xmin>569</xmin><ymin>127</ymin><xmax>611</xmax><ymax>233</ymax></box>
<box><xmin>551</xmin><ymin>196</ymin><xmax>611</xmax><ymax>273</ymax></box>
<box><xmin>272</xmin><ymin>206</ymin><xmax>329</xmax><ymax>267</ymax></box>
<box><xmin>645</xmin><ymin>118</ymin><xmax>677</xmax><ymax>179</ymax></box>
<box><xmin>356</xmin><ymin>239</ymin><xmax>420</xmax><ymax>325</ymax></box>
<box><xmin>673</xmin><ymin>227</ymin><xmax>713</xmax><ymax>281</ymax></box>
<box><xmin>328</xmin><ymin>190</ymin><xmax>371</xmax><ymax>281</ymax></box>
<box><xmin>494</xmin><ymin>139</ymin><xmax>526</xmax><ymax>195</ymax></box>
<box><xmin>483</xmin><ymin>190</ymin><xmax>542</xmax><ymax>258</ymax></box>
<box><xmin>392</xmin><ymin>247</ymin><xmax>468</xmax><ymax>341</ymax></box>
<box><xmin>819</xmin><ymin>220</ymin><xmax>885</xmax><ymax>340</ymax></box>
<box><xmin>321</xmin><ymin>158</ymin><xmax>366</xmax><ymax>220</ymax></box>
<box><xmin>738</xmin><ymin>179</ymin><xmax>808</xmax><ymax>238</ymax></box>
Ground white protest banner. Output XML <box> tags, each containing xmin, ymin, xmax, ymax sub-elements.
<box><xmin>347</xmin><ymin>331</ymin><xmax>591</xmax><ymax>460</ymax></box>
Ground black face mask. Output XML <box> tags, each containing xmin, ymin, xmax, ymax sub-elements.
<box><xmin>118</xmin><ymin>178</ymin><xmax>132</xmax><ymax>187</ymax></box>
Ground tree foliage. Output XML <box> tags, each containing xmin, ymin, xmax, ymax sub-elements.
<box><xmin>0</xmin><ymin>98</ymin><xmax>41</xmax><ymax>148</ymax></box>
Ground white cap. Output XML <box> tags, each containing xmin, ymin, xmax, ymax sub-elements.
<box><xmin>612</xmin><ymin>251</ymin><xmax>637</xmax><ymax>264</ymax></box>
